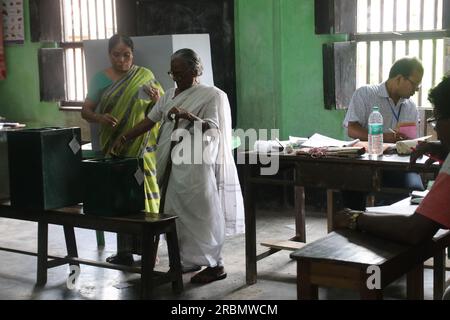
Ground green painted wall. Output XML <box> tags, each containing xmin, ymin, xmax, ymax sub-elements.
<box><xmin>0</xmin><ymin>1</ymin><xmax>87</xmax><ymax>136</ymax></box>
<box><xmin>235</xmin><ymin>0</ymin><xmax>348</xmax><ymax>140</ymax></box>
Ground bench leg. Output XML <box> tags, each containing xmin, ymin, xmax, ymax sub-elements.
<box><xmin>166</xmin><ymin>224</ymin><xmax>183</xmax><ymax>294</ymax></box>
<box><xmin>141</xmin><ymin>231</ymin><xmax>158</xmax><ymax>300</ymax></box>
<box><xmin>406</xmin><ymin>264</ymin><xmax>424</xmax><ymax>300</ymax></box>
<box><xmin>37</xmin><ymin>221</ymin><xmax>48</xmax><ymax>286</ymax></box>
<box><xmin>297</xmin><ymin>262</ymin><xmax>318</xmax><ymax>300</ymax></box>
<box><xmin>359</xmin><ymin>286</ymin><xmax>383</xmax><ymax>300</ymax></box>
<box><xmin>433</xmin><ymin>249</ymin><xmax>446</xmax><ymax>300</ymax></box>
<box><xmin>63</xmin><ymin>226</ymin><xmax>79</xmax><ymax>258</ymax></box>
<box><xmin>360</xmin><ymin>269</ymin><xmax>383</xmax><ymax>300</ymax></box>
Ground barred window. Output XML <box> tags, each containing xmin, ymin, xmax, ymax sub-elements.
<box><xmin>60</xmin><ymin>0</ymin><xmax>117</xmax><ymax>105</ymax></box>
<box><xmin>355</xmin><ymin>0</ymin><xmax>446</xmax><ymax>107</ymax></box>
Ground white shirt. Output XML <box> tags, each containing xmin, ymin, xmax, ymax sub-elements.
<box><xmin>343</xmin><ymin>82</ymin><xmax>419</xmax><ymax>136</ymax></box>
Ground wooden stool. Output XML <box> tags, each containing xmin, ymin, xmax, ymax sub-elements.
<box><xmin>290</xmin><ymin>229</ymin><xmax>450</xmax><ymax>300</ymax></box>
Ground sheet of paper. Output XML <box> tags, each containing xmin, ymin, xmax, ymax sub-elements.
<box><xmin>301</xmin><ymin>133</ymin><xmax>360</xmax><ymax>148</ymax></box>
<box><xmin>411</xmin><ymin>190</ymin><xmax>429</xmax><ymax>198</ymax></box>
<box><xmin>366</xmin><ymin>201</ymin><xmax>418</xmax><ymax>216</ymax></box>
<box><xmin>138</xmin><ymin>86</ymin><xmax>150</xmax><ymax>100</ymax></box>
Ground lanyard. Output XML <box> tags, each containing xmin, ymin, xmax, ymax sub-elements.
<box><xmin>389</xmin><ymin>103</ymin><xmax>403</xmax><ymax>124</ymax></box>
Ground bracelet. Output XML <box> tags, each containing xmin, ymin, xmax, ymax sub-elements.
<box><xmin>121</xmin><ymin>135</ymin><xmax>127</xmax><ymax>143</ymax></box>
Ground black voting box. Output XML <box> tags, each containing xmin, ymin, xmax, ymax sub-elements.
<box><xmin>7</xmin><ymin>127</ymin><xmax>82</xmax><ymax>210</ymax></box>
<box><xmin>82</xmin><ymin>157</ymin><xmax>145</xmax><ymax>216</ymax></box>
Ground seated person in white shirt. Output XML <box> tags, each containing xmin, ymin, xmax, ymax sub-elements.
<box><xmin>342</xmin><ymin>57</ymin><xmax>424</xmax><ymax>210</ymax></box>
<box><xmin>344</xmin><ymin>56</ymin><xmax>423</xmax><ymax>142</ymax></box>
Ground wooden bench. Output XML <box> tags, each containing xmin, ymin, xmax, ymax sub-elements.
<box><xmin>290</xmin><ymin>229</ymin><xmax>450</xmax><ymax>300</ymax></box>
<box><xmin>0</xmin><ymin>201</ymin><xmax>183</xmax><ymax>299</ymax></box>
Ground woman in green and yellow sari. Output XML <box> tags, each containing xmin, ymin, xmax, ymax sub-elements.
<box><xmin>82</xmin><ymin>34</ymin><xmax>162</xmax><ymax>265</ymax></box>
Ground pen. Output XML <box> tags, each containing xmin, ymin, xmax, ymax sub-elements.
<box><xmin>274</xmin><ymin>138</ymin><xmax>285</xmax><ymax>151</ymax></box>
<box><xmin>388</xmin><ymin>128</ymin><xmax>397</xmax><ymax>134</ymax></box>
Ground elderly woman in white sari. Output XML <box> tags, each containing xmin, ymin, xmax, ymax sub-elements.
<box><xmin>111</xmin><ymin>48</ymin><xmax>244</xmax><ymax>284</ymax></box>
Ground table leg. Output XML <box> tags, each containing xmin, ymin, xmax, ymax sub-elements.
<box><xmin>63</xmin><ymin>226</ymin><xmax>79</xmax><ymax>260</ymax></box>
<box><xmin>406</xmin><ymin>264</ymin><xmax>424</xmax><ymax>300</ymax></box>
<box><xmin>37</xmin><ymin>221</ymin><xmax>48</xmax><ymax>286</ymax></box>
<box><xmin>294</xmin><ymin>185</ymin><xmax>306</xmax><ymax>242</ymax></box>
<box><xmin>243</xmin><ymin>164</ymin><xmax>257</xmax><ymax>285</ymax></box>
<box><xmin>326</xmin><ymin>189</ymin><xmax>341</xmax><ymax>233</ymax></box>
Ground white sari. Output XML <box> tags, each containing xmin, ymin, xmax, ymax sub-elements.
<box><xmin>148</xmin><ymin>84</ymin><xmax>244</xmax><ymax>267</ymax></box>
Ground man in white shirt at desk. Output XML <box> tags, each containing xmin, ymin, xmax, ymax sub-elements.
<box><xmin>343</xmin><ymin>56</ymin><xmax>423</xmax><ymax>143</ymax></box>
<box><xmin>342</xmin><ymin>57</ymin><xmax>425</xmax><ymax>210</ymax></box>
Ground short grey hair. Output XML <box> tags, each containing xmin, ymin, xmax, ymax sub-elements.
<box><xmin>171</xmin><ymin>48</ymin><xmax>203</xmax><ymax>77</ymax></box>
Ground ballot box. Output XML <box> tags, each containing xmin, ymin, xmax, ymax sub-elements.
<box><xmin>82</xmin><ymin>157</ymin><xmax>145</xmax><ymax>216</ymax></box>
<box><xmin>7</xmin><ymin>127</ymin><xmax>82</xmax><ymax>210</ymax></box>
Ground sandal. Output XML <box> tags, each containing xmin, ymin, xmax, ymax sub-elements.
<box><xmin>106</xmin><ymin>253</ymin><xmax>134</xmax><ymax>266</ymax></box>
<box><xmin>190</xmin><ymin>266</ymin><xmax>227</xmax><ymax>284</ymax></box>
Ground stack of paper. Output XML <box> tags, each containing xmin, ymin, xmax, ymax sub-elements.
<box><xmin>301</xmin><ymin>133</ymin><xmax>360</xmax><ymax>148</ymax></box>
<box><xmin>410</xmin><ymin>190</ymin><xmax>429</xmax><ymax>204</ymax></box>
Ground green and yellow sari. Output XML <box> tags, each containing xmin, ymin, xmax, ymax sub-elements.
<box><xmin>97</xmin><ymin>65</ymin><xmax>162</xmax><ymax>213</ymax></box>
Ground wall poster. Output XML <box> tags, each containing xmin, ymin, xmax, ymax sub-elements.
<box><xmin>2</xmin><ymin>0</ymin><xmax>24</xmax><ymax>44</ymax></box>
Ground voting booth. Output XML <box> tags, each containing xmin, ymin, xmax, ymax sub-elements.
<box><xmin>83</xmin><ymin>34</ymin><xmax>214</xmax><ymax>150</ymax></box>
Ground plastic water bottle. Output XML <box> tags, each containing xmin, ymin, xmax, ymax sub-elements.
<box><xmin>368</xmin><ymin>106</ymin><xmax>384</xmax><ymax>157</ymax></box>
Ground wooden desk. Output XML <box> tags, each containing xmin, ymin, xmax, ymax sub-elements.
<box><xmin>0</xmin><ymin>201</ymin><xmax>183</xmax><ymax>299</ymax></box>
<box><xmin>240</xmin><ymin>152</ymin><xmax>439</xmax><ymax>285</ymax></box>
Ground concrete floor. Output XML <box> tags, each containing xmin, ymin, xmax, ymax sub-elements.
<box><xmin>0</xmin><ymin>204</ymin><xmax>448</xmax><ymax>300</ymax></box>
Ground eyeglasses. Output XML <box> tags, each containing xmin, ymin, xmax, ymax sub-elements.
<box><xmin>167</xmin><ymin>69</ymin><xmax>190</xmax><ymax>80</ymax></box>
<box><xmin>405</xmin><ymin>77</ymin><xmax>422</xmax><ymax>90</ymax></box>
